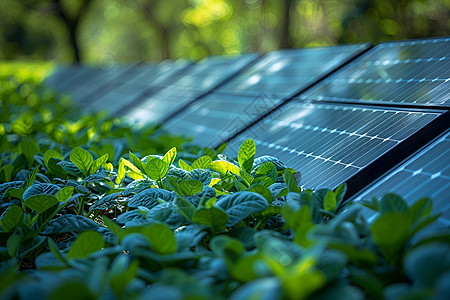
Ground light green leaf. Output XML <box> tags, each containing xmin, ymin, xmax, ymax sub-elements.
<box><xmin>283</xmin><ymin>170</ymin><xmax>301</xmax><ymax>193</ymax></box>
<box><xmin>162</xmin><ymin>147</ymin><xmax>177</xmax><ymax>166</ymax></box>
<box><xmin>193</xmin><ymin>207</ymin><xmax>228</xmax><ymax>232</ymax></box>
<box><xmin>179</xmin><ymin>180</ymin><xmax>204</xmax><ymax>196</ymax></box>
<box><xmin>67</xmin><ymin>231</ymin><xmax>105</xmax><ymax>260</ymax></box>
<box><xmin>146</xmin><ymin>157</ymin><xmax>170</xmax><ymax>181</ymax></box>
<box><xmin>44</xmin><ymin>150</ymin><xmax>63</xmax><ymax>169</ymax></box>
<box><xmin>178</xmin><ymin>159</ymin><xmax>193</xmax><ymax>171</ymax></box>
<box><xmin>210</xmin><ymin>160</ymin><xmax>241</xmax><ymax>177</ymax></box>
<box><xmin>24</xmin><ymin>194</ymin><xmax>58</xmax><ymax>214</ymax></box>
<box><xmin>56</xmin><ymin>186</ymin><xmax>74</xmax><ymax>202</ymax></box>
<box><xmin>1</xmin><ymin>205</ymin><xmax>24</xmax><ymax>232</ymax></box>
<box><xmin>192</xmin><ymin>156</ymin><xmax>212</xmax><ymax>169</ymax></box>
<box><xmin>129</xmin><ymin>152</ymin><xmax>146</xmax><ymax>173</ymax></box>
<box><xmin>246</xmin><ymin>183</ymin><xmax>273</xmax><ymax>203</ymax></box>
<box><xmin>238</xmin><ymin>138</ymin><xmax>256</xmax><ymax>173</ymax></box>
<box><xmin>89</xmin><ymin>153</ymin><xmax>109</xmax><ymax>175</ymax></box>
<box><xmin>144</xmin><ymin>223</ymin><xmax>177</xmax><ymax>255</ymax></box>
<box><xmin>323</xmin><ymin>190</ymin><xmax>337</xmax><ymax>212</ymax></box>
<box><xmin>102</xmin><ymin>216</ymin><xmax>122</xmax><ymax>236</ymax></box>
<box><xmin>70</xmin><ymin>147</ymin><xmax>93</xmax><ymax>176</ymax></box>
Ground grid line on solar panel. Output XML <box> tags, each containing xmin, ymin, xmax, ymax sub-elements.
<box><xmin>226</xmin><ymin>101</ymin><xmax>443</xmax><ymax>190</ymax></box>
<box><xmin>297</xmin><ymin>37</ymin><xmax>450</xmax><ymax>107</ymax></box>
<box><xmin>352</xmin><ymin>130</ymin><xmax>450</xmax><ymax>226</ymax></box>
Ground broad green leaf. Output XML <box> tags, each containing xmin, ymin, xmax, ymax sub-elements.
<box><xmin>210</xmin><ymin>160</ymin><xmax>241</xmax><ymax>177</ymax></box>
<box><xmin>209</xmin><ymin>178</ymin><xmax>221</xmax><ymax>187</ymax></box>
<box><xmin>175</xmin><ymin>197</ymin><xmax>196</xmax><ymax>221</ymax></box>
<box><xmin>255</xmin><ymin>162</ymin><xmax>277</xmax><ymax>183</ymax></box>
<box><xmin>192</xmin><ymin>156</ymin><xmax>212</xmax><ymax>169</ymax></box>
<box><xmin>239</xmin><ymin>170</ymin><xmax>254</xmax><ymax>187</ymax></box>
<box><xmin>89</xmin><ymin>192</ymin><xmax>121</xmax><ymax>211</ymax></box>
<box><xmin>0</xmin><ymin>164</ymin><xmax>13</xmax><ymax>183</ymax></box>
<box><xmin>283</xmin><ymin>169</ymin><xmax>301</xmax><ymax>193</ymax></box>
<box><xmin>70</xmin><ymin>147</ymin><xmax>93</xmax><ymax>176</ymax></box>
<box><xmin>178</xmin><ymin>159</ymin><xmax>193</xmax><ymax>171</ymax></box>
<box><xmin>42</xmin><ymin>215</ymin><xmax>99</xmax><ymax>234</ymax></box>
<box><xmin>23</xmin><ymin>183</ymin><xmax>61</xmax><ymax>200</ymax></box>
<box><xmin>162</xmin><ymin>147</ymin><xmax>177</xmax><ymax>166</ymax></box>
<box><xmin>184</xmin><ymin>169</ymin><xmax>212</xmax><ymax>186</ymax></box>
<box><xmin>116</xmin><ymin>159</ymin><xmax>126</xmax><ymax>185</ymax></box>
<box><xmin>18</xmin><ymin>139</ymin><xmax>39</xmax><ymax>165</ymax></box>
<box><xmin>128</xmin><ymin>188</ymin><xmax>174</xmax><ymax>208</ymax></box>
<box><xmin>146</xmin><ymin>157</ymin><xmax>170</xmax><ymax>181</ymax></box>
<box><xmin>216</xmin><ymin>191</ymin><xmax>269</xmax><ymax>226</ymax></box>
<box><xmin>379</xmin><ymin>193</ymin><xmax>409</xmax><ymax>214</ymax></box>
<box><xmin>193</xmin><ymin>207</ymin><xmax>229</xmax><ymax>232</ymax></box>
<box><xmin>129</xmin><ymin>152</ymin><xmax>147</xmax><ymax>173</ymax></box>
<box><xmin>323</xmin><ymin>190</ymin><xmax>337</xmax><ymax>212</ymax></box>
<box><xmin>334</xmin><ymin>183</ymin><xmax>347</xmax><ymax>207</ymax></box>
<box><xmin>57</xmin><ymin>161</ymin><xmax>84</xmax><ymax>177</ymax></box>
<box><xmin>67</xmin><ymin>231</ymin><xmax>105</xmax><ymax>260</ymax></box>
<box><xmin>24</xmin><ymin>194</ymin><xmax>58</xmax><ymax>214</ymax></box>
<box><xmin>143</xmin><ymin>223</ymin><xmax>177</xmax><ymax>255</ymax></box>
<box><xmin>47</xmin><ymin>238</ymin><xmax>67</xmax><ymax>264</ymax></box>
<box><xmin>246</xmin><ymin>183</ymin><xmax>273</xmax><ymax>203</ymax></box>
<box><xmin>48</xmin><ymin>281</ymin><xmax>95</xmax><ymax>300</ymax></box>
<box><xmin>44</xmin><ymin>149</ymin><xmax>63</xmax><ymax>169</ymax></box>
<box><xmin>56</xmin><ymin>186</ymin><xmax>74</xmax><ymax>202</ymax></box>
<box><xmin>252</xmin><ymin>156</ymin><xmax>287</xmax><ymax>173</ymax></box>
<box><xmin>238</xmin><ymin>138</ymin><xmax>256</xmax><ymax>173</ymax></box>
<box><xmin>121</xmin><ymin>158</ymin><xmax>145</xmax><ymax>180</ymax></box>
<box><xmin>180</xmin><ymin>180</ymin><xmax>204</xmax><ymax>196</ymax></box>
<box><xmin>371</xmin><ymin>212</ymin><xmax>412</xmax><ymax>261</ymax></box>
<box><xmin>89</xmin><ymin>153</ymin><xmax>109</xmax><ymax>175</ymax></box>
<box><xmin>282</xmin><ymin>205</ymin><xmax>314</xmax><ymax>247</ymax></box>
<box><xmin>1</xmin><ymin>205</ymin><xmax>24</xmax><ymax>232</ymax></box>
<box><xmin>20</xmin><ymin>166</ymin><xmax>39</xmax><ymax>190</ymax></box>
<box><xmin>7</xmin><ymin>233</ymin><xmax>21</xmax><ymax>258</ymax></box>
<box><xmin>102</xmin><ymin>216</ymin><xmax>122</xmax><ymax>236</ymax></box>
<box><xmin>409</xmin><ymin>197</ymin><xmax>432</xmax><ymax>220</ymax></box>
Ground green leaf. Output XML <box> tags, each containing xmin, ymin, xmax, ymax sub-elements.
<box><xmin>162</xmin><ymin>147</ymin><xmax>177</xmax><ymax>166</ymax></box>
<box><xmin>18</xmin><ymin>139</ymin><xmax>39</xmax><ymax>165</ymax></box>
<box><xmin>146</xmin><ymin>157</ymin><xmax>170</xmax><ymax>181</ymax></box>
<box><xmin>174</xmin><ymin>196</ymin><xmax>196</xmax><ymax>221</ymax></box>
<box><xmin>210</xmin><ymin>160</ymin><xmax>241</xmax><ymax>177</ymax></box>
<box><xmin>48</xmin><ymin>281</ymin><xmax>95</xmax><ymax>300</ymax></box>
<box><xmin>0</xmin><ymin>164</ymin><xmax>13</xmax><ymax>183</ymax></box>
<box><xmin>323</xmin><ymin>190</ymin><xmax>337</xmax><ymax>212</ymax></box>
<box><xmin>47</xmin><ymin>237</ymin><xmax>67</xmax><ymax>264</ymax></box>
<box><xmin>239</xmin><ymin>170</ymin><xmax>254</xmax><ymax>186</ymax></box>
<box><xmin>56</xmin><ymin>186</ymin><xmax>74</xmax><ymax>202</ymax></box>
<box><xmin>178</xmin><ymin>159</ymin><xmax>193</xmax><ymax>171</ymax></box>
<box><xmin>179</xmin><ymin>180</ymin><xmax>203</xmax><ymax>196</ymax></box>
<box><xmin>193</xmin><ymin>207</ymin><xmax>229</xmax><ymax>232</ymax></box>
<box><xmin>44</xmin><ymin>149</ymin><xmax>63</xmax><ymax>169</ymax></box>
<box><xmin>89</xmin><ymin>153</ymin><xmax>109</xmax><ymax>175</ymax></box>
<box><xmin>42</xmin><ymin>215</ymin><xmax>99</xmax><ymax>234</ymax></box>
<box><xmin>23</xmin><ymin>183</ymin><xmax>61</xmax><ymax>200</ymax></box>
<box><xmin>216</xmin><ymin>191</ymin><xmax>269</xmax><ymax>226</ymax></box>
<box><xmin>1</xmin><ymin>205</ymin><xmax>24</xmax><ymax>232</ymax></box>
<box><xmin>334</xmin><ymin>183</ymin><xmax>347</xmax><ymax>207</ymax></box>
<box><xmin>192</xmin><ymin>156</ymin><xmax>212</xmax><ymax>169</ymax></box>
<box><xmin>128</xmin><ymin>188</ymin><xmax>174</xmax><ymax>209</ymax></box>
<box><xmin>371</xmin><ymin>212</ymin><xmax>412</xmax><ymax>261</ymax></box>
<box><xmin>57</xmin><ymin>161</ymin><xmax>84</xmax><ymax>177</ymax></box>
<box><xmin>66</xmin><ymin>231</ymin><xmax>105</xmax><ymax>260</ymax></box>
<box><xmin>379</xmin><ymin>193</ymin><xmax>409</xmax><ymax>214</ymax></box>
<box><xmin>24</xmin><ymin>194</ymin><xmax>58</xmax><ymax>214</ymax></box>
<box><xmin>7</xmin><ymin>233</ymin><xmax>21</xmax><ymax>258</ymax></box>
<box><xmin>102</xmin><ymin>216</ymin><xmax>122</xmax><ymax>236</ymax></box>
<box><xmin>255</xmin><ymin>162</ymin><xmax>277</xmax><ymax>183</ymax></box>
<box><xmin>20</xmin><ymin>166</ymin><xmax>39</xmax><ymax>190</ymax></box>
<box><xmin>143</xmin><ymin>223</ymin><xmax>177</xmax><ymax>255</ymax></box>
<box><xmin>129</xmin><ymin>152</ymin><xmax>147</xmax><ymax>173</ymax></box>
<box><xmin>238</xmin><ymin>138</ymin><xmax>256</xmax><ymax>173</ymax></box>
<box><xmin>409</xmin><ymin>197</ymin><xmax>432</xmax><ymax>220</ymax></box>
<box><xmin>246</xmin><ymin>183</ymin><xmax>273</xmax><ymax>203</ymax></box>
<box><xmin>283</xmin><ymin>169</ymin><xmax>301</xmax><ymax>193</ymax></box>
<box><xmin>70</xmin><ymin>147</ymin><xmax>94</xmax><ymax>177</ymax></box>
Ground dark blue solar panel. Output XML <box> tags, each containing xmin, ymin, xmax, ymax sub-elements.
<box><xmin>120</xmin><ymin>53</ymin><xmax>260</xmax><ymax>124</ymax></box>
<box><xmin>226</xmin><ymin>101</ymin><xmax>444</xmax><ymax>190</ymax></box>
<box><xmin>298</xmin><ymin>37</ymin><xmax>450</xmax><ymax>107</ymax></box>
<box><xmin>217</xmin><ymin>44</ymin><xmax>370</xmax><ymax>99</ymax></box>
<box><xmin>353</xmin><ymin>130</ymin><xmax>450</xmax><ymax>228</ymax></box>
<box><xmin>165</xmin><ymin>44</ymin><xmax>370</xmax><ymax>145</ymax></box>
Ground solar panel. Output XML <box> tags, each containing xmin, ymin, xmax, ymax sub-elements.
<box><xmin>225</xmin><ymin>101</ymin><xmax>446</xmax><ymax>191</ymax></box>
<box><xmin>120</xmin><ymin>53</ymin><xmax>260</xmax><ymax>125</ymax></box>
<box><xmin>298</xmin><ymin>37</ymin><xmax>450</xmax><ymax>107</ymax></box>
<box><xmin>164</xmin><ymin>44</ymin><xmax>371</xmax><ymax>146</ymax></box>
<box><xmin>81</xmin><ymin>61</ymin><xmax>192</xmax><ymax>114</ymax></box>
<box><xmin>217</xmin><ymin>44</ymin><xmax>370</xmax><ymax>98</ymax></box>
<box><xmin>352</xmin><ymin>129</ymin><xmax>450</xmax><ymax>227</ymax></box>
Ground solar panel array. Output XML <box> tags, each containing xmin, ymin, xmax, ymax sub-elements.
<box><xmin>46</xmin><ymin>36</ymin><xmax>449</xmax><ymax>228</ymax></box>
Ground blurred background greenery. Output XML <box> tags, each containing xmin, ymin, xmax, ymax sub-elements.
<box><xmin>0</xmin><ymin>0</ymin><xmax>449</xmax><ymax>65</ymax></box>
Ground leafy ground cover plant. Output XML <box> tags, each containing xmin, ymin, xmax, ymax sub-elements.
<box><xmin>0</xmin><ymin>71</ymin><xmax>449</xmax><ymax>299</ymax></box>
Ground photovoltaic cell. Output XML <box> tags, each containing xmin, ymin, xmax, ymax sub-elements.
<box><xmin>352</xmin><ymin>130</ymin><xmax>450</xmax><ymax>227</ymax></box>
<box><xmin>122</xmin><ymin>53</ymin><xmax>260</xmax><ymax>124</ymax></box>
<box><xmin>226</xmin><ymin>101</ymin><xmax>444</xmax><ymax>190</ymax></box>
<box><xmin>217</xmin><ymin>44</ymin><xmax>370</xmax><ymax>99</ymax></box>
<box><xmin>298</xmin><ymin>37</ymin><xmax>450</xmax><ymax>107</ymax></box>
<box><xmin>164</xmin><ymin>44</ymin><xmax>370</xmax><ymax>145</ymax></box>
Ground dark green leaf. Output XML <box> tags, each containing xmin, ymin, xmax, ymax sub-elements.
<box><xmin>1</xmin><ymin>205</ymin><xmax>23</xmax><ymax>232</ymax></box>
<box><xmin>42</xmin><ymin>215</ymin><xmax>99</xmax><ymax>234</ymax></box>
<box><xmin>192</xmin><ymin>207</ymin><xmax>229</xmax><ymax>232</ymax></box>
<box><xmin>143</xmin><ymin>223</ymin><xmax>177</xmax><ymax>255</ymax></box>
<box><xmin>216</xmin><ymin>191</ymin><xmax>269</xmax><ymax>226</ymax></box>
<box><xmin>128</xmin><ymin>188</ymin><xmax>174</xmax><ymax>209</ymax></box>
<box><xmin>179</xmin><ymin>180</ymin><xmax>203</xmax><ymax>196</ymax></box>
<box><xmin>66</xmin><ymin>230</ymin><xmax>104</xmax><ymax>260</ymax></box>
<box><xmin>24</xmin><ymin>194</ymin><xmax>58</xmax><ymax>214</ymax></box>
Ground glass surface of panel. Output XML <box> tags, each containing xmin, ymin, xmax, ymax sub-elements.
<box><xmin>353</xmin><ymin>130</ymin><xmax>450</xmax><ymax>227</ymax></box>
<box><xmin>226</xmin><ymin>101</ymin><xmax>442</xmax><ymax>189</ymax></box>
<box><xmin>218</xmin><ymin>44</ymin><xmax>370</xmax><ymax>99</ymax></box>
<box><xmin>298</xmin><ymin>37</ymin><xmax>450</xmax><ymax>107</ymax></box>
